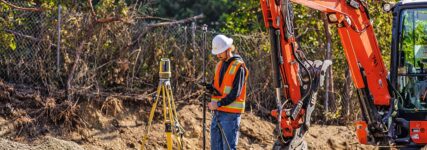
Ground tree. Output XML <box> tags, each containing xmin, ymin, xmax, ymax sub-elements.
<box><xmin>155</xmin><ymin>0</ymin><xmax>236</xmax><ymax>29</ymax></box>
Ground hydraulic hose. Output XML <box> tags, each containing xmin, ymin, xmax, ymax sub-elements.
<box><xmin>269</xmin><ymin>27</ymin><xmax>285</xmax><ymax>144</ymax></box>
<box><xmin>283</xmin><ymin>0</ymin><xmax>313</xmax><ymax>104</ymax></box>
<box><xmin>286</xmin><ymin>42</ymin><xmax>313</xmax><ymax>120</ymax></box>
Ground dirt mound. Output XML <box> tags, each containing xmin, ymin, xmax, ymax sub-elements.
<box><xmin>305</xmin><ymin>125</ymin><xmax>375</xmax><ymax>150</ymax></box>
<box><xmin>0</xmin><ymin>99</ymin><xmax>377</xmax><ymax>150</ymax></box>
<box><xmin>0</xmin><ymin>138</ymin><xmax>30</xmax><ymax>150</ymax></box>
<box><xmin>142</xmin><ymin>104</ymin><xmax>375</xmax><ymax>150</ymax></box>
<box><xmin>73</xmin><ymin>102</ymin><xmax>374</xmax><ymax>149</ymax></box>
<box><xmin>0</xmin><ymin>137</ymin><xmax>84</xmax><ymax>150</ymax></box>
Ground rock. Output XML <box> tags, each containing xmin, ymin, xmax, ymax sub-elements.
<box><xmin>127</xmin><ymin>142</ymin><xmax>136</xmax><ymax>148</ymax></box>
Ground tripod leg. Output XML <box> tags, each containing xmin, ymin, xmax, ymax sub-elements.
<box><xmin>165</xmin><ymin>84</ymin><xmax>175</xmax><ymax>130</ymax></box>
<box><xmin>162</xmin><ymin>84</ymin><xmax>173</xmax><ymax>150</ymax></box>
<box><xmin>165</xmin><ymin>83</ymin><xmax>184</xmax><ymax>150</ymax></box>
<box><xmin>167</xmin><ymin>83</ymin><xmax>179</xmax><ymax>124</ymax></box>
<box><xmin>141</xmin><ymin>84</ymin><xmax>162</xmax><ymax>150</ymax></box>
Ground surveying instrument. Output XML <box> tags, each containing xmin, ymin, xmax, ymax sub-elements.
<box><xmin>141</xmin><ymin>58</ymin><xmax>184</xmax><ymax>150</ymax></box>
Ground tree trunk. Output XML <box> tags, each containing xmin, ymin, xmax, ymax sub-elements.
<box><xmin>322</xmin><ymin>13</ymin><xmax>334</xmax><ymax>113</ymax></box>
<box><xmin>343</xmin><ymin>68</ymin><xmax>353</xmax><ymax>122</ymax></box>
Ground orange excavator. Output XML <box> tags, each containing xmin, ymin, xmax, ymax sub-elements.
<box><xmin>260</xmin><ymin>0</ymin><xmax>427</xmax><ymax>148</ymax></box>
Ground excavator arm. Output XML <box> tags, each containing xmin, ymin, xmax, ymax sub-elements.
<box><xmin>260</xmin><ymin>0</ymin><xmax>394</xmax><ymax>148</ymax></box>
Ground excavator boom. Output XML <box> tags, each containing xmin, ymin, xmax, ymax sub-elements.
<box><xmin>260</xmin><ymin>0</ymin><xmax>427</xmax><ymax>148</ymax></box>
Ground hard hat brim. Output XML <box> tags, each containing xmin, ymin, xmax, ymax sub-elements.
<box><xmin>211</xmin><ymin>38</ymin><xmax>233</xmax><ymax>55</ymax></box>
<box><xmin>212</xmin><ymin>47</ymin><xmax>228</xmax><ymax>55</ymax></box>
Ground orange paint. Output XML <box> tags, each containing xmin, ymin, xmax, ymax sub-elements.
<box><xmin>355</xmin><ymin>121</ymin><xmax>368</xmax><ymax>144</ymax></box>
<box><xmin>410</xmin><ymin>121</ymin><xmax>427</xmax><ymax>144</ymax></box>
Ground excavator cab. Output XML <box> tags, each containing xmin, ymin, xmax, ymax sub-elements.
<box><xmin>397</xmin><ymin>7</ymin><xmax>427</xmax><ymax>111</ymax></box>
<box><xmin>390</xmin><ymin>0</ymin><xmax>427</xmax><ymax>146</ymax></box>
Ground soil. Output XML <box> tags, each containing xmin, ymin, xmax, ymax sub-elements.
<box><xmin>0</xmin><ymin>98</ymin><xmax>381</xmax><ymax>150</ymax></box>
<box><xmin>0</xmin><ymin>137</ymin><xmax>85</xmax><ymax>150</ymax></box>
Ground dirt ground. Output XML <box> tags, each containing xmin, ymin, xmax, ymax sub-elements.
<box><xmin>0</xmin><ymin>101</ymin><xmax>378</xmax><ymax>150</ymax></box>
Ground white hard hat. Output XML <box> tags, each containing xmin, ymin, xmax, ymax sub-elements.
<box><xmin>211</xmin><ymin>34</ymin><xmax>233</xmax><ymax>55</ymax></box>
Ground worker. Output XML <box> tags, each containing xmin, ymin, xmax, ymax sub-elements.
<box><xmin>204</xmin><ymin>34</ymin><xmax>249</xmax><ymax>150</ymax></box>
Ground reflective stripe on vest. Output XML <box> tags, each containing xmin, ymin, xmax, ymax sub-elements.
<box><xmin>211</xmin><ymin>59</ymin><xmax>249</xmax><ymax>114</ymax></box>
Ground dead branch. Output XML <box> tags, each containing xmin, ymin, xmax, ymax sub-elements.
<box><xmin>88</xmin><ymin>0</ymin><xmax>96</xmax><ymax>17</ymax></box>
<box><xmin>4</xmin><ymin>29</ymin><xmax>40</xmax><ymax>41</ymax></box>
<box><xmin>136</xmin><ymin>16</ymin><xmax>174</xmax><ymax>21</ymax></box>
<box><xmin>96</xmin><ymin>16</ymin><xmax>122</xmax><ymax>23</ymax></box>
<box><xmin>66</xmin><ymin>39</ymin><xmax>85</xmax><ymax>99</ymax></box>
<box><xmin>145</xmin><ymin>14</ymin><xmax>204</xmax><ymax>28</ymax></box>
<box><xmin>82</xmin><ymin>91</ymin><xmax>155</xmax><ymax>102</ymax></box>
<box><xmin>68</xmin><ymin>0</ymin><xmax>132</xmax><ymax>99</ymax></box>
<box><xmin>0</xmin><ymin>80</ymin><xmax>155</xmax><ymax>104</ymax></box>
<box><xmin>0</xmin><ymin>0</ymin><xmax>45</xmax><ymax>12</ymax></box>
<box><xmin>3</xmin><ymin>29</ymin><xmax>56</xmax><ymax>47</ymax></box>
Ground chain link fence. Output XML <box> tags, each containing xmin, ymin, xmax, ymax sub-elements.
<box><xmin>0</xmin><ymin>2</ymin><xmax>359</xmax><ymax>126</ymax></box>
<box><xmin>1</xmin><ymin>4</ymin><xmax>58</xmax><ymax>86</ymax></box>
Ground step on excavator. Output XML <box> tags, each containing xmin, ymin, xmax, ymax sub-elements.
<box><xmin>259</xmin><ymin>0</ymin><xmax>427</xmax><ymax>148</ymax></box>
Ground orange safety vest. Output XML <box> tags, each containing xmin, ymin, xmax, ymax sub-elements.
<box><xmin>211</xmin><ymin>59</ymin><xmax>249</xmax><ymax>113</ymax></box>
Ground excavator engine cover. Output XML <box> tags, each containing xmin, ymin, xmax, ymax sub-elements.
<box><xmin>410</xmin><ymin>121</ymin><xmax>427</xmax><ymax>144</ymax></box>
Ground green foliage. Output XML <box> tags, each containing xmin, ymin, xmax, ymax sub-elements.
<box><xmin>0</xmin><ymin>3</ymin><xmax>14</xmax><ymax>53</ymax></box>
<box><xmin>95</xmin><ymin>0</ymin><xmax>129</xmax><ymax>17</ymax></box>
<box><xmin>220</xmin><ymin>0</ymin><xmax>263</xmax><ymax>34</ymax></box>
<box><xmin>155</xmin><ymin>0</ymin><xmax>235</xmax><ymax>29</ymax></box>
<box><xmin>0</xmin><ymin>33</ymin><xmax>16</xmax><ymax>51</ymax></box>
<box><xmin>369</xmin><ymin>1</ymin><xmax>395</xmax><ymax>68</ymax></box>
<box><xmin>155</xmin><ymin>0</ymin><xmax>264</xmax><ymax>33</ymax></box>
<box><xmin>401</xmin><ymin>8</ymin><xmax>427</xmax><ymax>68</ymax></box>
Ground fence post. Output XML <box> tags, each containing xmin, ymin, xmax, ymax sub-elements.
<box><xmin>57</xmin><ymin>1</ymin><xmax>62</xmax><ymax>74</ymax></box>
<box><xmin>191</xmin><ymin>22</ymin><xmax>196</xmax><ymax>77</ymax></box>
<box><xmin>184</xmin><ymin>26</ymin><xmax>187</xmax><ymax>53</ymax></box>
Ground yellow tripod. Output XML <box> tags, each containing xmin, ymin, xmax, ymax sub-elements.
<box><xmin>141</xmin><ymin>58</ymin><xmax>184</xmax><ymax>150</ymax></box>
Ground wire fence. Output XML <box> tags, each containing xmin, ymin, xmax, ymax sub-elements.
<box><xmin>0</xmin><ymin>2</ymin><xmax>359</xmax><ymax>126</ymax></box>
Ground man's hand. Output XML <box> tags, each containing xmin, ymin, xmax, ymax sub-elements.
<box><xmin>202</xmin><ymin>82</ymin><xmax>215</xmax><ymax>91</ymax></box>
<box><xmin>208</xmin><ymin>101</ymin><xmax>218</xmax><ymax>110</ymax></box>
<box><xmin>201</xmin><ymin>82</ymin><xmax>221</xmax><ymax>96</ymax></box>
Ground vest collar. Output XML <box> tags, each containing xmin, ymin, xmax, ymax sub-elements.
<box><xmin>224</xmin><ymin>54</ymin><xmax>242</xmax><ymax>63</ymax></box>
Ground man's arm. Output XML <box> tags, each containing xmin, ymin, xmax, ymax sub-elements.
<box><xmin>217</xmin><ymin>66</ymin><xmax>246</xmax><ymax>107</ymax></box>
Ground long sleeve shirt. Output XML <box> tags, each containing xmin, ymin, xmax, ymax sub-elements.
<box><xmin>213</xmin><ymin>55</ymin><xmax>246</xmax><ymax>107</ymax></box>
